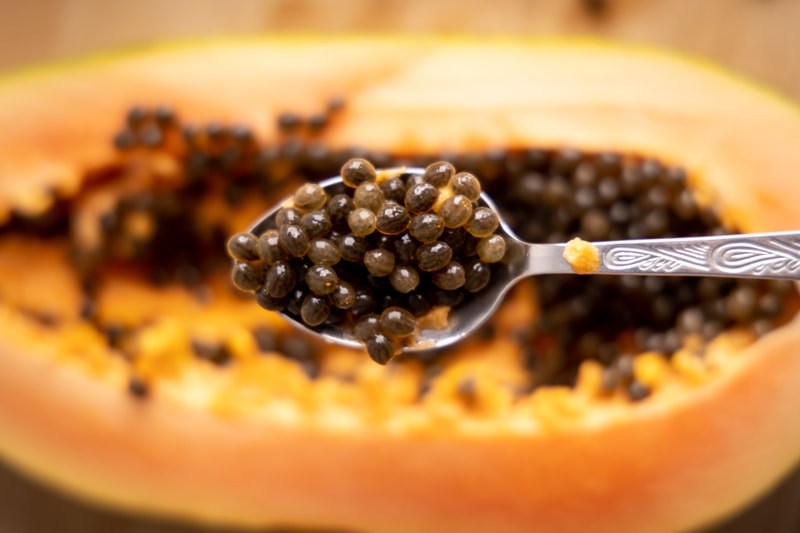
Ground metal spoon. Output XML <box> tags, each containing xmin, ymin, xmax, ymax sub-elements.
<box><xmin>248</xmin><ymin>168</ymin><xmax>800</xmax><ymax>353</ymax></box>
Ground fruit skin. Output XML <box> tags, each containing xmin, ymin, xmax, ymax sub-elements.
<box><xmin>0</xmin><ymin>38</ymin><xmax>800</xmax><ymax>533</ymax></box>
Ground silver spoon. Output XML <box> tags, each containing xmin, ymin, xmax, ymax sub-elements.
<box><xmin>248</xmin><ymin>168</ymin><xmax>800</xmax><ymax>353</ymax></box>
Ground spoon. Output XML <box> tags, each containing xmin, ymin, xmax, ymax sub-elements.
<box><xmin>248</xmin><ymin>168</ymin><xmax>800</xmax><ymax>353</ymax></box>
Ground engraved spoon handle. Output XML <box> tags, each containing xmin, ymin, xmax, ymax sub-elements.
<box><xmin>524</xmin><ymin>231</ymin><xmax>800</xmax><ymax>280</ymax></box>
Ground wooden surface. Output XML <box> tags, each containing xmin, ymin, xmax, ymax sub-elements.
<box><xmin>1</xmin><ymin>0</ymin><xmax>799</xmax><ymax>531</ymax></box>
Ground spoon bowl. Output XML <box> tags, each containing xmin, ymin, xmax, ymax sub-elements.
<box><xmin>246</xmin><ymin>168</ymin><xmax>800</xmax><ymax>354</ymax></box>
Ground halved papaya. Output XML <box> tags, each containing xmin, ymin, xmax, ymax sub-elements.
<box><xmin>0</xmin><ymin>37</ymin><xmax>799</xmax><ymax>533</ymax></box>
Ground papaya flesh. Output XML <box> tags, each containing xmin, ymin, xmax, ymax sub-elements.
<box><xmin>0</xmin><ymin>38</ymin><xmax>800</xmax><ymax>533</ymax></box>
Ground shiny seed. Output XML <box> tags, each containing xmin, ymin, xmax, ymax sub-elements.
<box><xmin>308</xmin><ymin>238</ymin><xmax>341</xmax><ymax>265</ymax></box>
<box><xmin>406</xmin><ymin>292</ymin><xmax>433</xmax><ymax>317</ymax></box>
<box><xmin>440</xmin><ymin>227</ymin><xmax>467</xmax><ymax>253</ymax></box>
<box><xmin>354</xmin><ymin>182</ymin><xmax>385</xmax><ymax>213</ymax></box>
<box><xmin>393</xmin><ymin>232</ymin><xmax>417</xmax><ymax>262</ymax></box>
<box><xmin>226</xmin><ymin>232</ymin><xmax>261</xmax><ymax>262</ymax></box>
<box><xmin>341</xmin><ymin>158</ymin><xmax>377</xmax><ymax>187</ymax></box>
<box><xmin>331</xmin><ymin>280</ymin><xmax>356</xmax><ymax>309</ymax></box>
<box><xmin>294</xmin><ymin>183</ymin><xmax>327</xmax><ymax>211</ymax></box>
<box><xmin>255</xmin><ymin>287</ymin><xmax>287</xmax><ymax>311</ymax></box>
<box><xmin>348</xmin><ymin>208</ymin><xmax>377</xmax><ymax>236</ymax></box>
<box><xmin>257</xmin><ymin>230</ymin><xmax>287</xmax><ymax>265</ymax></box>
<box><xmin>278</xmin><ymin>224</ymin><xmax>311</xmax><ymax>257</ymax></box>
<box><xmin>449</xmin><ymin>172</ymin><xmax>481</xmax><ymax>202</ymax></box>
<box><xmin>364</xmin><ymin>248</ymin><xmax>396</xmax><ymax>277</ymax></box>
<box><xmin>376</xmin><ymin>203</ymin><xmax>411</xmax><ymax>234</ymax></box>
<box><xmin>416</xmin><ymin>241</ymin><xmax>453</xmax><ymax>272</ymax></box>
<box><xmin>354</xmin><ymin>314</ymin><xmax>381</xmax><ymax>341</ymax></box>
<box><xmin>431</xmin><ymin>261</ymin><xmax>466</xmax><ymax>290</ymax></box>
<box><xmin>408</xmin><ymin>213</ymin><xmax>445</xmax><ymax>243</ymax></box>
<box><xmin>266</xmin><ymin>260</ymin><xmax>297</xmax><ymax>298</ymax></box>
<box><xmin>423</xmin><ymin>161</ymin><xmax>456</xmax><ymax>187</ymax></box>
<box><xmin>275</xmin><ymin>207</ymin><xmax>302</xmax><ymax>227</ymax></box>
<box><xmin>366</xmin><ymin>333</ymin><xmax>396</xmax><ymax>365</ymax></box>
<box><xmin>390</xmin><ymin>264</ymin><xmax>420</xmax><ymax>293</ymax></box>
<box><xmin>328</xmin><ymin>194</ymin><xmax>355</xmax><ymax>227</ymax></box>
<box><xmin>351</xmin><ymin>288</ymin><xmax>377</xmax><ymax>316</ymax></box>
<box><xmin>380</xmin><ymin>307</ymin><xmax>417</xmax><ymax>338</ymax></box>
<box><xmin>286</xmin><ymin>287</ymin><xmax>305</xmax><ymax>316</ymax></box>
<box><xmin>405</xmin><ymin>182</ymin><xmax>439</xmax><ymax>213</ymax></box>
<box><xmin>231</xmin><ymin>261</ymin><xmax>265</xmax><ymax>291</ymax></box>
<box><xmin>301</xmin><ymin>294</ymin><xmax>330</xmax><ymax>326</ymax></box>
<box><xmin>476</xmin><ymin>235</ymin><xmax>506</xmax><ymax>263</ymax></box>
<box><xmin>305</xmin><ymin>264</ymin><xmax>339</xmax><ymax>295</ymax></box>
<box><xmin>463</xmin><ymin>259</ymin><xmax>491</xmax><ymax>293</ymax></box>
<box><xmin>338</xmin><ymin>233</ymin><xmax>369</xmax><ymax>262</ymax></box>
<box><xmin>466</xmin><ymin>207</ymin><xmax>499</xmax><ymax>238</ymax></box>
<box><xmin>379</xmin><ymin>177</ymin><xmax>407</xmax><ymax>203</ymax></box>
<box><xmin>440</xmin><ymin>195</ymin><xmax>473</xmax><ymax>228</ymax></box>
<box><xmin>374</xmin><ymin>233</ymin><xmax>396</xmax><ymax>250</ymax></box>
<box><xmin>300</xmin><ymin>210</ymin><xmax>333</xmax><ymax>240</ymax></box>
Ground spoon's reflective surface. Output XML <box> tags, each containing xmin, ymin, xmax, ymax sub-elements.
<box><xmin>249</xmin><ymin>168</ymin><xmax>800</xmax><ymax>353</ymax></box>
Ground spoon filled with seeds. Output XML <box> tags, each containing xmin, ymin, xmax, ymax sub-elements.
<box><xmin>228</xmin><ymin>158</ymin><xmax>800</xmax><ymax>364</ymax></box>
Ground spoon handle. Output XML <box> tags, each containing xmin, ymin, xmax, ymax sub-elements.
<box><xmin>526</xmin><ymin>231</ymin><xmax>800</xmax><ymax>280</ymax></box>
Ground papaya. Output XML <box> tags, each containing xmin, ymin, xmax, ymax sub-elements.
<box><xmin>0</xmin><ymin>37</ymin><xmax>800</xmax><ymax>533</ymax></box>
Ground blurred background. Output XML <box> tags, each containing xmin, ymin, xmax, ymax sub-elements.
<box><xmin>1</xmin><ymin>0</ymin><xmax>799</xmax><ymax>531</ymax></box>
<box><xmin>3</xmin><ymin>0</ymin><xmax>800</xmax><ymax>101</ymax></box>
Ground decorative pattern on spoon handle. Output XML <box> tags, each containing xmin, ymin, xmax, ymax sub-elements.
<box><xmin>598</xmin><ymin>232</ymin><xmax>800</xmax><ymax>280</ymax></box>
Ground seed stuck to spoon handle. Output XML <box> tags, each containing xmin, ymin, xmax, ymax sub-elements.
<box><xmin>518</xmin><ymin>231</ymin><xmax>800</xmax><ymax>280</ymax></box>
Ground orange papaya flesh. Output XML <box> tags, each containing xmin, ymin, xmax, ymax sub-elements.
<box><xmin>0</xmin><ymin>38</ymin><xmax>799</xmax><ymax>533</ymax></box>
